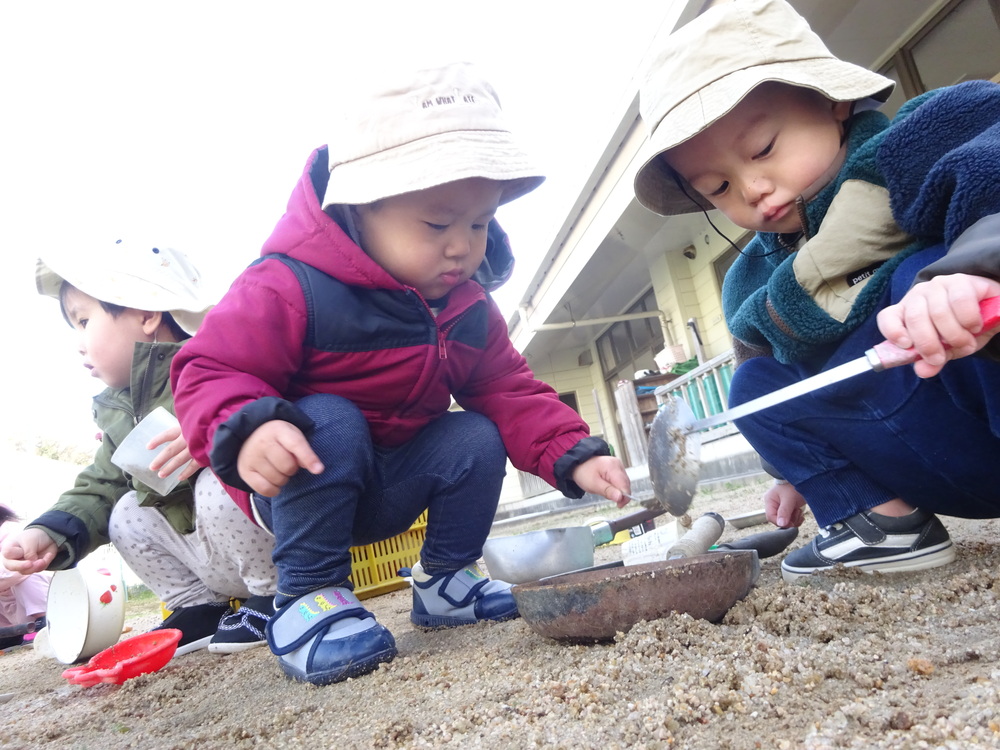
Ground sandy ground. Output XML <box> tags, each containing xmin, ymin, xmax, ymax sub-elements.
<box><xmin>3</xmin><ymin>477</ymin><xmax>1000</xmax><ymax>750</ymax></box>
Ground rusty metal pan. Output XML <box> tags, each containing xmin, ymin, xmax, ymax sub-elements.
<box><xmin>511</xmin><ymin>549</ymin><xmax>758</xmax><ymax>643</ymax></box>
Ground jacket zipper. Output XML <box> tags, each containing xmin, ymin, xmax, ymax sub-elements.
<box><xmin>436</xmin><ymin>308</ymin><xmax>474</xmax><ymax>360</ymax></box>
<box><xmin>416</xmin><ymin>288</ymin><xmax>473</xmax><ymax>361</ymax></box>
<box><xmin>794</xmin><ymin>197</ymin><xmax>811</xmax><ymax>240</ymax></box>
<box><xmin>767</xmin><ymin>198</ymin><xmax>813</xmax><ymax>341</ymax></box>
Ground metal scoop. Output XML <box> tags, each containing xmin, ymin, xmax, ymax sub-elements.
<box><xmin>647</xmin><ymin>396</ymin><xmax>702</xmax><ymax>516</ymax></box>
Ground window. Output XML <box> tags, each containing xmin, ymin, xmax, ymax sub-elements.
<box><xmin>880</xmin><ymin>0</ymin><xmax>1000</xmax><ymax>111</ymax></box>
<box><xmin>596</xmin><ymin>289</ymin><xmax>666</xmax><ymax>384</ymax></box>
<box><xmin>558</xmin><ymin>392</ymin><xmax>580</xmax><ymax>414</ymax></box>
<box><xmin>712</xmin><ymin>230</ymin><xmax>753</xmax><ymax>294</ymax></box>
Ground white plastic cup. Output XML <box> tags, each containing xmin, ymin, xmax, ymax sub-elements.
<box><xmin>111</xmin><ymin>407</ymin><xmax>186</xmax><ymax>495</ymax></box>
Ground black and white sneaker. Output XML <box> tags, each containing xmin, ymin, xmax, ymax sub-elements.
<box><xmin>781</xmin><ymin>508</ymin><xmax>955</xmax><ymax>583</ymax></box>
<box><xmin>209</xmin><ymin>595</ymin><xmax>273</xmax><ymax>654</ymax></box>
<box><xmin>153</xmin><ymin>602</ymin><xmax>231</xmax><ymax>656</ymax></box>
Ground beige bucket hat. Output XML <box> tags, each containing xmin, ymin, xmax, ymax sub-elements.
<box><xmin>634</xmin><ymin>0</ymin><xmax>895</xmax><ymax>216</ymax></box>
<box><xmin>37</xmin><ymin>238</ymin><xmax>211</xmax><ymax>335</ymax></box>
<box><xmin>322</xmin><ymin>61</ymin><xmax>545</xmax><ymax>208</ymax></box>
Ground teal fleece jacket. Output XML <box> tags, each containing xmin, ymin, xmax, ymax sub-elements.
<box><xmin>723</xmin><ymin>80</ymin><xmax>1000</xmax><ymax>365</ymax></box>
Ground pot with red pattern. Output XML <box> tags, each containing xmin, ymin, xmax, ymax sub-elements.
<box><xmin>46</xmin><ymin>566</ymin><xmax>126</xmax><ymax>664</ymax></box>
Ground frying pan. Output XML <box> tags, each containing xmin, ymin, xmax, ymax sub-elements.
<box><xmin>512</xmin><ymin>550</ymin><xmax>759</xmax><ymax>642</ymax></box>
<box><xmin>512</xmin><ymin>540</ymin><xmax>758</xmax><ymax>643</ymax></box>
<box><xmin>510</xmin><ymin>515</ymin><xmax>799</xmax><ymax>642</ymax></box>
<box><xmin>0</xmin><ymin>620</ymin><xmax>40</xmax><ymax>639</ymax></box>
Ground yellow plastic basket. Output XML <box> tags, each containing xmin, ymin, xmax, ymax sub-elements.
<box><xmin>160</xmin><ymin>512</ymin><xmax>428</xmax><ymax>612</ymax></box>
<box><xmin>350</xmin><ymin>511</ymin><xmax>428</xmax><ymax>600</ymax></box>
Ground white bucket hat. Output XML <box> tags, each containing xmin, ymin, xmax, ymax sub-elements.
<box><xmin>37</xmin><ymin>238</ymin><xmax>211</xmax><ymax>335</ymax></box>
<box><xmin>634</xmin><ymin>0</ymin><xmax>895</xmax><ymax>216</ymax></box>
<box><xmin>322</xmin><ymin>61</ymin><xmax>545</xmax><ymax>208</ymax></box>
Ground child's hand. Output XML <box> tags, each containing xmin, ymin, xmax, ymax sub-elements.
<box><xmin>147</xmin><ymin>424</ymin><xmax>203</xmax><ymax>482</ymax></box>
<box><xmin>237</xmin><ymin>420</ymin><xmax>325</xmax><ymax>497</ymax></box>
<box><xmin>1</xmin><ymin>528</ymin><xmax>57</xmax><ymax>574</ymax></box>
<box><xmin>570</xmin><ymin>455</ymin><xmax>632</xmax><ymax>508</ymax></box>
<box><xmin>877</xmin><ymin>274</ymin><xmax>1000</xmax><ymax>378</ymax></box>
<box><xmin>763</xmin><ymin>482</ymin><xmax>806</xmax><ymax>528</ymax></box>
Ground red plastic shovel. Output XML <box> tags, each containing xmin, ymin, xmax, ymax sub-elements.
<box><xmin>62</xmin><ymin>629</ymin><xmax>182</xmax><ymax>687</ymax></box>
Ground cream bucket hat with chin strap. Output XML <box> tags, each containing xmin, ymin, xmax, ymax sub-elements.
<box><xmin>36</xmin><ymin>238</ymin><xmax>212</xmax><ymax>335</ymax></box>
<box><xmin>633</xmin><ymin>0</ymin><xmax>895</xmax><ymax>217</ymax></box>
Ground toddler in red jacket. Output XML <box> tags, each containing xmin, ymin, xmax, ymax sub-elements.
<box><xmin>171</xmin><ymin>61</ymin><xmax>632</xmax><ymax>686</ymax></box>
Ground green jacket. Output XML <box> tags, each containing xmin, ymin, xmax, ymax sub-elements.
<box><xmin>28</xmin><ymin>341</ymin><xmax>197</xmax><ymax>570</ymax></box>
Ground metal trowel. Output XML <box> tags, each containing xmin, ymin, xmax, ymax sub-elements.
<box><xmin>647</xmin><ymin>296</ymin><xmax>1000</xmax><ymax>515</ymax></box>
<box><xmin>687</xmin><ymin>296</ymin><xmax>1000</xmax><ymax>433</ymax></box>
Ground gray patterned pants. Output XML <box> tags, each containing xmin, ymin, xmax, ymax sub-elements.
<box><xmin>108</xmin><ymin>470</ymin><xmax>276</xmax><ymax>609</ymax></box>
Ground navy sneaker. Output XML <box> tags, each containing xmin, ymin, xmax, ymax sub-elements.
<box><xmin>153</xmin><ymin>602</ymin><xmax>230</xmax><ymax>656</ymax></box>
<box><xmin>209</xmin><ymin>595</ymin><xmax>273</xmax><ymax>654</ymax></box>
<box><xmin>410</xmin><ymin>562</ymin><xmax>519</xmax><ymax>628</ymax></box>
<box><xmin>781</xmin><ymin>508</ymin><xmax>955</xmax><ymax>583</ymax></box>
<box><xmin>265</xmin><ymin>587</ymin><xmax>396</xmax><ymax>685</ymax></box>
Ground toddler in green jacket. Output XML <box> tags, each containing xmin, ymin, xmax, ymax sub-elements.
<box><xmin>1</xmin><ymin>238</ymin><xmax>277</xmax><ymax>655</ymax></box>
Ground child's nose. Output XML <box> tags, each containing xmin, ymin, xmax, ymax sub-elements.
<box><xmin>445</xmin><ymin>231</ymin><xmax>473</xmax><ymax>257</ymax></box>
<box><xmin>741</xmin><ymin>175</ymin><xmax>770</xmax><ymax>204</ymax></box>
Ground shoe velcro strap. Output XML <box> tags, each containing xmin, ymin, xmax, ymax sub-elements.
<box><xmin>843</xmin><ymin>513</ymin><xmax>887</xmax><ymax>544</ymax></box>
<box><xmin>267</xmin><ymin>588</ymin><xmax>373</xmax><ymax>655</ymax></box>
<box><xmin>435</xmin><ymin>574</ymin><xmax>489</xmax><ymax>608</ymax></box>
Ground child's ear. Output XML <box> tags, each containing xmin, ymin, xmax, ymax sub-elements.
<box><xmin>140</xmin><ymin>310</ymin><xmax>164</xmax><ymax>338</ymax></box>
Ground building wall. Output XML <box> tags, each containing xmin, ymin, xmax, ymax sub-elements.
<box><xmin>647</xmin><ymin>231</ymin><xmax>729</xmax><ymax>365</ymax></box>
<box><xmin>529</xmin><ymin>349</ymin><xmax>609</xmax><ymax>443</ymax></box>
<box><xmin>646</xmin><ymin>213</ymin><xmax>749</xmax><ymax>362</ymax></box>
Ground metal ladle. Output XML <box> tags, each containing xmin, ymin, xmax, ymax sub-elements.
<box><xmin>646</xmin><ymin>396</ymin><xmax>702</xmax><ymax>516</ymax></box>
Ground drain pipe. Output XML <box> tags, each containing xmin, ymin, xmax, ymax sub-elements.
<box><xmin>687</xmin><ymin>318</ymin><xmax>705</xmax><ymax>364</ymax></box>
<box><xmin>518</xmin><ymin>306</ymin><xmax>673</xmax><ymax>346</ymax></box>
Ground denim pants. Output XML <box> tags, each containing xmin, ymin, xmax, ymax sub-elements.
<box><xmin>728</xmin><ymin>245</ymin><xmax>1000</xmax><ymax>528</ymax></box>
<box><xmin>254</xmin><ymin>394</ymin><xmax>508</xmax><ymax>607</ymax></box>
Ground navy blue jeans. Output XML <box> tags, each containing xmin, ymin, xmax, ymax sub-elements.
<box><xmin>254</xmin><ymin>394</ymin><xmax>508</xmax><ymax>607</ymax></box>
<box><xmin>728</xmin><ymin>246</ymin><xmax>1000</xmax><ymax>528</ymax></box>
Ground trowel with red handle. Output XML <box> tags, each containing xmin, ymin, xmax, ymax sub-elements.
<box><xmin>686</xmin><ymin>295</ymin><xmax>1000</xmax><ymax>432</ymax></box>
<box><xmin>649</xmin><ymin>296</ymin><xmax>1000</xmax><ymax>514</ymax></box>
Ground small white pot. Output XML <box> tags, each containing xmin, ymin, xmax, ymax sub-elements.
<box><xmin>46</xmin><ymin>566</ymin><xmax>126</xmax><ymax>664</ymax></box>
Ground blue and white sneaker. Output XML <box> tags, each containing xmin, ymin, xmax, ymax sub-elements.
<box><xmin>781</xmin><ymin>508</ymin><xmax>955</xmax><ymax>583</ymax></box>
<box><xmin>209</xmin><ymin>595</ymin><xmax>273</xmax><ymax>654</ymax></box>
<box><xmin>265</xmin><ymin>587</ymin><xmax>396</xmax><ymax>685</ymax></box>
<box><xmin>410</xmin><ymin>562</ymin><xmax>519</xmax><ymax>628</ymax></box>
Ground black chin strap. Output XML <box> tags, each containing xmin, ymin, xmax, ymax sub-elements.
<box><xmin>672</xmin><ymin>171</ymin><xmax>783</xmax><ymax>259</ymax></box>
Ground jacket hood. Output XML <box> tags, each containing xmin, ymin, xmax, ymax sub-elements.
<box><xmin>261</xmin><ymin>147</ymin><xmax>515</xmax><ymax>292</ymax></box>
